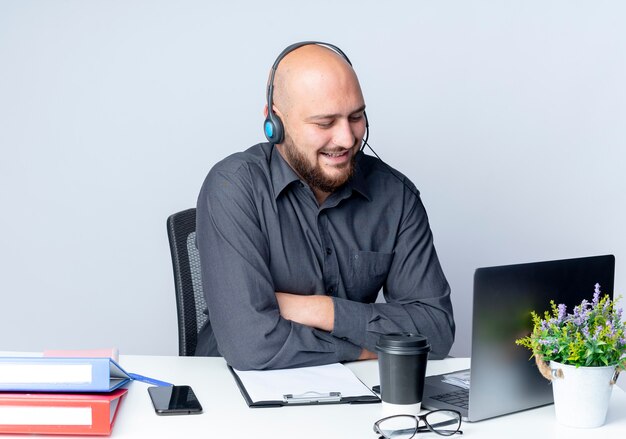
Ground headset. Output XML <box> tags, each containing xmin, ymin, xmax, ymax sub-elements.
<box><xmin>263</xmin><ymin>41</ymin><xmax>369</xmax><ymax>147</ymax></box>
<box><xmin>264</xmin><ymin>41</ymin><xmax>418</xmax><ymax>198</ymax></box>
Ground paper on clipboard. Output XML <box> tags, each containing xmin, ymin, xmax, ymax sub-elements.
<box><xmin>231</xmin><ymin>362</ymin><xmax>379</xmax><ymax>406</ymax></box>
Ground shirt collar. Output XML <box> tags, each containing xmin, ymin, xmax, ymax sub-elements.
<box><xmin>347</xmin><ymin>152</ymin><xmax>372</xmax><ymax>201</ymax></box>
<box><xmin>270</xmin><ymin>145</ymin><xmax>372</xmax><ymax>201</ymax></box>
<box><xmin>270</xmin><ymin>145</ymin><xmax>301</xmax><ymax>199</ymax></box>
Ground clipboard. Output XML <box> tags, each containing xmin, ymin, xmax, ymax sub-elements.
<box><xmin>228</xmin><ymin>363</ymin><xmax>380</xmax><ymax>408</ymax></box>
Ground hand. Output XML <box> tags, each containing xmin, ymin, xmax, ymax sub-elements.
<box><xmin>358</xmin><ymin>348</ymin><xmax>378</xmax><ymax>360</ymax></box>
<box><xmin>275</xmin><ymin>292</ymin><xmax>334</xmax><ymax>332</ymax></box>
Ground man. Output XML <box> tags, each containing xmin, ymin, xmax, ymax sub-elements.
<box><xmin>196</xmin><ymin>42</ymin><xmax>455</xmax><ymax>370</ymax></box>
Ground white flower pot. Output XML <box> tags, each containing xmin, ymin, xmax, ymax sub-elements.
<box><xmin>549</xmin><ymin>360</ymin><xmax>618</xmax><ymax>428</ymax></box>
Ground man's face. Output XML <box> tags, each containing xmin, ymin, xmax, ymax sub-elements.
<box><xmin>275</xmin><ymin>63</ymin><xmax>367</xmax><ymax>195</ymax></box>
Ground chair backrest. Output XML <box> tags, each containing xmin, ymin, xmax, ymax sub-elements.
<box><xmin>166</xmin><ymin>208</ymin><xmax>209</xmax><ymax>356</ymax></box>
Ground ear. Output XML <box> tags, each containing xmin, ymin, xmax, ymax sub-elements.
<box><xmin>263</xmin><ymin>105</ymin><xmax>269</xmax><ymax>118</ymax></box>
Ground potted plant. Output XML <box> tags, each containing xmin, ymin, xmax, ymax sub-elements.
<box><xmin>515</xmin><ymin>284</ymin><xmax>626</xmax><ymax>428</ymax></box>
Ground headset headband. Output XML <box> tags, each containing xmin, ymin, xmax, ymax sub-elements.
<box><xmin>266</xmin><ymin>41</ymin><xmax>352</xmax><ymax>112</ymax></box>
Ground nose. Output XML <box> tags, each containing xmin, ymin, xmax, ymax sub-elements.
<box><xmin>332</xmin><ymin>118</ymin><xmax>357</xmax><ymax>148</ymax></box>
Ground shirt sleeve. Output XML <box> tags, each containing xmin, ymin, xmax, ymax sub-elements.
<box><xmin>330</xmin><ymin>189</ymin><xmax>455</xmax><ymax>360</ymax></box>
<box><xmin>196</xmin><ymin>165</ymin><xmax>362</xmax><ymax>370</ymax></box>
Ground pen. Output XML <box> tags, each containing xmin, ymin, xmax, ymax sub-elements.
<box><xmin>128</xmin><ymin>373</ymin><xmax>173</xmax><ymax>387</ymax></box>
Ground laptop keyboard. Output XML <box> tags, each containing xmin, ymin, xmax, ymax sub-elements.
<box><xmin>430</xmin><ymin>389</ymin><xmax>469</xmax><ymax>409</ymax></box>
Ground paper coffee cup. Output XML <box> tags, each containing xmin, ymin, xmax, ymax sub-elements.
<box><xmin>376</xmin><ymin>333</ymin><xmax>431</xmax><ymax>416</ymax></box>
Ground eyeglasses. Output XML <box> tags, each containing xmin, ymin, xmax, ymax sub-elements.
<box><xmin>373</xmin><ymin>409</ymin><xmax>463</xmax><ymax>438</ymax></box>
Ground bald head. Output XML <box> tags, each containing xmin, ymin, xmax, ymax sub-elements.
<box><xmin>271</xmin><ymin>44</ymin><xmax>363</xmax><ymax>116</ymax></box>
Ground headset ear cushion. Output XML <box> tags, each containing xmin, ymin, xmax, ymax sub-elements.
<box><xmin>264</xmin><ymin>113</ymin><xmax>284</xmax><ymax>144</ymax></box>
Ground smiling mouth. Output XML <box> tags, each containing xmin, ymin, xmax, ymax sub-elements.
<box><xmin>321</xmin><ymin>150</ymin><xmax>349</xmax><ymax>158</ymax></box>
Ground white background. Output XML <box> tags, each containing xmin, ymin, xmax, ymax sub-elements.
<box><xmin>1</xmin><ymin>1</ymin><xmax>624</xmax><ymax>365</ymax></box>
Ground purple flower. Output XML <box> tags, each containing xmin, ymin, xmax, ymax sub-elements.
<box><xmin>593</xmin><ymin>293</ymin><xmax>600</xmax><ymax>306</ymax></box>
<box><xmin>557</xmin><ymin>303</ymin><xmax>567</xmax><ymax>323</ymax></box>
<box><xmin>606</xmin><ymin>321</ymin><xmax>616</xmax><ymax>337</ymax></box>
<box><xmin>572</xmin><ymin>302</ymin><xmax>590</xmax><ymax>326</ymax></box>
<box><xmin>593</xmin><ymin>325</ymin><xmax>602</xmax><ymax>339</ymax></box>
<box><xmin>593</xmin><ymin>283</ymin><xmax>601</xmax><ymax>301</ymax></box>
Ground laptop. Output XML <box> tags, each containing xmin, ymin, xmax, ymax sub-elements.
<box><xmin>422</xmin><ymin>255</ymin><xmax>615</xmax><ymax>422</ymax></box>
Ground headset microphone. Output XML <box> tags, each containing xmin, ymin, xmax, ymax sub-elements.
<box><xmin>360</xmin><ymin>133</ymin><xmax>421</xmax><ymax>200</ymax></box>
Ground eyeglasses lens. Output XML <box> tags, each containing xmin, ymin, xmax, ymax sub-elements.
<box><xmin>377</xmin><ymin>415</ymin><xmax>418</xmax><ymax>439</ymax></box>
<box><xmin>423</xmin><ymin>410</ymin><xmax>461</xmax><ymax>436</ymax></box>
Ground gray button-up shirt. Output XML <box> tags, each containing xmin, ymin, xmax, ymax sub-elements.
<box><xmin>196</xmin><ymin>142</ymin><xmax>455</xmax><ymax>370</ymax></box>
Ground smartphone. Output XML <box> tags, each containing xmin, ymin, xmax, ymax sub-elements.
<box><xmin>147</xmin><ymin>385</ymin><xmax>203</xmax><ymax>415</ymax></box>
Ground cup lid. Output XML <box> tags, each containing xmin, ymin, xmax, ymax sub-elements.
<box><xmin>376</xmin><ymin>333</ymin><xmax>431</xmax><ymax>353</ymax></box>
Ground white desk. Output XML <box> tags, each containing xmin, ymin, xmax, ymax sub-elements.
<box><xmin>5</xmin><ymin>355</ymin><xmax>626</xmax><ymax>438</ymax></box>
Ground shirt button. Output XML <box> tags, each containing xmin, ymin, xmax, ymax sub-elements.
<box><xmin>327</xmin><ymin>286</ymin><xmax>335</xmax><ymax>295</ymax></box>
<box><xmin>325</xmin><ymin>247</ymin><xmax>332</xmax><ymax>256</ymax></box>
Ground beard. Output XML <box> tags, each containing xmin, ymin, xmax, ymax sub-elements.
<box><xmin>281</xmin><ymin>133</ymin><xmax>357</xmax><ymax>194</ymax></box>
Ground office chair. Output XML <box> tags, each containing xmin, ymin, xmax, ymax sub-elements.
<box><xmin>166</xmin><ymin>208</ymin><xmax>212</xmax><ymax>356</ymax></box>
